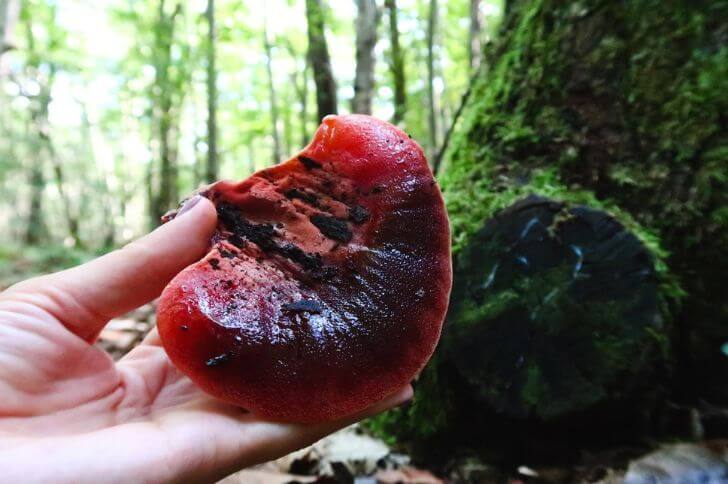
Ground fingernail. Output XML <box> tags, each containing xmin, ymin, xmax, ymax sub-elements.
<box><xmin>177</xmin><ymin>195</ymin><xmax>203</xmax><ymax>218</ymax></box>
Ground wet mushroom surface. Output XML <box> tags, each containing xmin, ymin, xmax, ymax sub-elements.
<box><xmin>157</xmin><ymin>115</ymin><xmax>452</xmax><ymax>423</ymax></box>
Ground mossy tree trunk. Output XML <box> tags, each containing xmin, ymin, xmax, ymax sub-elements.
<box><xmin>440</xmin><ymin>0</ymin><xmax>727</xmax><ymax>402</ymax></box>
<box><xmin>373</xmin><ymin>0</ymin><xmax>727</xmax><ymax>461</ymax></box>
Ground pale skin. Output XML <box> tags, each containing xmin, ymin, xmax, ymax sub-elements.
<box><xmin>0</xmin><ymin>197</ymin><xmax>412</xmax><ymax>483</ymax></box>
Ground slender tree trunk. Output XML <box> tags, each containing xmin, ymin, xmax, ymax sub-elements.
<box><xmin>150</xmin><ymin>1</ymin><xmax>183</xmax><ymax>226</ymax></box>
<box><xmin>24</xmin><ymin>15</ymin><xmax>80</xmax><ymax>246</ymax></box>
<box><xmin>0</xmin><ymin>0</ymin><xmax>8</xmax><ymax>60</ymax></box>
<box><xmin>0</xmin><ymin>0</ymin><xmax>18</xmax><ymax>54</ymax></box>
<box><xmin>305</xmin><ymin>0</ymin><xmax>337</xmax><ymax>121</ymax></box>
<box><xmin>263</xmin><ymin>21</ymin><xmax>281</xmax><ymax>164</ymax></box>
<box><xmin>205</xmin><ymin>0</ymin><xmax>218</xmax><ymax>182</ymax></box>
<box><xmin>79</xmin><ymin>99</ymin><xmax>115</xmax><ymax>247</ymax></box>
<box><xmin>468</xmin><ymin>0</ymin><xmax>482</xmax><ymax>70</ymax></box>
<box><xmin>25</xmin><ymin>155</ymin><xmax>45</xmax><ymax>245</ymax></box>
<box><xmin>24</xmin><ymin>88</ymin><xmax>46</xmax><ymax>246</ymax></box>
<box><xmin>247</xmin><ymin>140</ymin><xmax>256</xmax><ymax>174</ymax></box>
<box><xmin>0</xmin><ymin>0</ymin><xmax>18</xmax><ymax>78</ymax></box>
<box><xmin>433</xmin><ymin>70</ymin><xmax>477</xmax><ymax>175</ymax></box>
<box><xmin>282</xmin><ymin>96</ymin><xmax>292</xmax><ymax>155</ymax></box>
<box><xmin>41</xmin><ymin>78</ymin><xmax>81</xmax><ymax>247</ymax></box>
<box><xmin>0</xmin><ymin>0</ymin><xmax>7</xmax><ymax>52</ymax></box>
<box><xmin>385</xmin><ymin>0</ymin><xmax>405</xmax><ymax>125</ymax></box>
<box><xmin>426</xmin><ymin>0</ymin><xmax>439</xmax><ymax>161</ymax></box>
<box><xmin>146</xmin><ymin>156</ymin><xmax>156</xmax><ymax>229</ymax></box>
<box><xmin>191</xmin><ymin>90</ymin><xmax>204</xmax><ymax>184</ymax></box>
<box><xmin>158</xmin><ymin>98</ymin><xmax>174</xmax><ymax>219</ymax></box>
<box><xmin>114</xmin><ymin>148</ymin><xmax>131</xmax><ymax>244</ymax></box>
<box><xmin>23</xmin><ymin>20</ymin><xmax>46</xmax><ymax>245</ymax></box>
<box><xmin>352</xmin><ymin>0</ymin><xmax>380</xmax><ymax>114</ymax></box>
<box><xmin>301</xmin><ymin>63</ymin><xmax>309</xmax><ymax>144</ymax></box>
<box><xmin>291</xmin><ymin>57</ymin><xmax>310</xmax><ymax>146</ymax></box>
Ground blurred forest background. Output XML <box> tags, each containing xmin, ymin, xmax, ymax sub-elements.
<box><xmin>2</xmin><ymin>0</ymin><xmax>728</xmax><ymax>481</ymax></box>
<box><xmin>0</xmin><ymin>0</ymin><xmax>502</xmax><ymax>280</ymax></box>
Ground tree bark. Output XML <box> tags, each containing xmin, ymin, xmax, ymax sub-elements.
<box><xmin>41</xmin><ymin>67</ymin><xmax>81</xmax><ymax>247</ymax></box>
<box><xmin>433</xmin><ymin>70</ymin><xmax>476</xmax><ymax>175</ymax></box>
<box><xmin>204</xmin><ymin>0</ymin><xmax>218</xmax><ymax>182</ymax></box>
<box><xmin>374</xmin><ymin>0</ymin><xmax>728</xmax><ymax>460</ymax></box>
<box><xmin>0</xmin><ymin>0</ymin><xmax>19</xmax><ymax>75</ymax></box>
<box><xmin>23</xmin><ymin>14</ymin><xmax>80</xmax><ymax>246</ymax></box>
<box><xmin>80</xmin><ymin>100</ymin><xmax>115</xmax><ymax>248</ymax></box>
<box><xmin>468</xmin><ymin>0</ymin><xmax>482</xmax><ymax>70</ymax></box>
<box><xmin>150</xmin><ymin>0</ymin><xmax>183</xmax><ymax>227</ymax></box>
<box><xmin>297</xmin><ymin>58</ymin><xmax>310</xmax><ymax>145</ymax></box>
<box><xmin>426</xmin><ymin>0</ymin><xmax>438</xmax><ymax>161</ymax></box>
<box><xmin>287</xmin><ymin>43</ymin><xmax>310</xmax><ymax>146</ymax></box>
<box><xmin>0</xmin><ymin>0</ymin><xmax>17</xmax><ymax>53</ymax></box>
<box><xmin>352</xmin><ymin>0</ymin><xmax>380</xmax><ymax>114</ymax></box>
<box><xmin>247</xmin><ymin>140</ymin><xmax>255</xmax><ymax>175</ymax></box>
<box><xmin>439</xmin><ymin>1</ymin><xmax>728</xmax><ymax>413</ymax></box>
<box><xmin>305</xmin><ymin>0</ymin><xmax>337</xmax><ymax>121</ymax></box>
<box><xmin>24</xmin><ymin>61</ymin><xmax>46</xmax><ymax>247</ymax></box>
<box><xmin>0</xmin><ymin>0</ymin><xmax>6</xmax><ymax>51</ymax></box>
<box><xmin>24</xmin><ymin>155</ymin><xmax>45</xmax><ymax>245</ymax></box>
<box><xmin>263</xmin><ymin>20</ymin><xmax>281</xmax><ymax>164</ymax></box>
<box><xmin>0</xmin><ymin>0</ymin><xmax>8</xmax><ymax>56</ymax></box>
<box><xmin>282</xmin><ymin>95</ymin><xmax>292</xmax><ymax>156</ymax></box>
<box><xmin>385</xmin><ymin>0</ymin><xmax>405</xmax><ymax>125</ymax></box>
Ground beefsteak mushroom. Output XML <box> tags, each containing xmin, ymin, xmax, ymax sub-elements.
<box><xmin>157</xmin><ymin>114</ymin><xmax>452</xmax><ymax>423</ymax></box>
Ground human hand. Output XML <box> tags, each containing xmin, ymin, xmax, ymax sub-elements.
<box><xmin>0</xmin><ymin>197</ymin><xmax>412</xmax><ymax>483</ymax></box>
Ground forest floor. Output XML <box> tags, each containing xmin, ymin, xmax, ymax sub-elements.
<box><xmin>2</xmin><ymin>248</ymin><xmax>727</xmax><ymax>483</ymax></box>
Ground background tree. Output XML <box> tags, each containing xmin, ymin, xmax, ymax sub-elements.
<box><xmin>426</xmin><ymin>0</ymin><xmax>439</xmax><ymax>160</ymax></box>
<box><xmin>305</xmin><ymin>0</ymin><xmax>337</xmax><ymax>121</ymax></box>
<box><xmin>385</xmin><ymin>0</ymin><xmax>406</xmax><ymax>125</ymax></box>
<box><xmin>373</xmin><ymin>0</ymin><xmax>727</xmax><ymax>462</ymax></box>
<box><xmin>1</xmin><ymin>0</ymin><xmax>20</xmax><ymax>62</ymax></box>
<box><xmin>21</xmin><ymin>1</ymin><xmax>83</xmax><ymax>246</ymax></box>
<box><xmin>148</xmin><ymin>0</ymin><xmax>190</xmax><ymax>226</ymax></box>
<box><xmin>204</xmin><ymin>0</ymin><xmax>218</xmax><ymax>183</ymax></box>
<box><xmin>352</xmin><ymin>0</ymin><xmax>380</xmax><ymax>114</ymax></box>
<box><xmin>469</xmin><ymin>0</ymin><xmax>482</xmax><ymax>69</ymax></box>
<box><xmin>263</xmin><ymin>17</ymin><xmax>282</xmax><ymax>164</ymax></box>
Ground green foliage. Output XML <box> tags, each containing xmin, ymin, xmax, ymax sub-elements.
<box><xmin>0</xmin><ymin>244</ymin><xmax>94</xmax><ymax>289</ymax></box>
<box><xmin>441</xmin><ymin>0</ymin><xmax>727</xmax><ymax>258</ymax></box>
<box><xmin>368</xmin><ymin>353</ymin><xmax>452</xmax><ymax>447</ymax></box>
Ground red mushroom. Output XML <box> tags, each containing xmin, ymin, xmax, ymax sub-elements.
<box><xmin>157</xmin><ymin>115</ymin><xmax>452</xmax><ymax>423</ymax></box>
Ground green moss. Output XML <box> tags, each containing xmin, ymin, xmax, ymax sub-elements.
<box><xmin>367</xmin><ymin>353</ymin><xmax>452</xmax><ymax>445</ymax></box>
<box><xmin>374</xmin><ymin>0</ymin><xmax>726</xmax><ymax>452</ymax></box>
<box><xmin>520</xmin><ymin>365</ymin><xmax>546</xmax><ymax>408</ymax></box>
<box><xmin>0</xmin><ymin>244</ymin><xmax>94</xmax><ymax>288</ymax></box>
<box><xmin>440</xmin><ymin>0</ymin><xmax>725</xmax><ymax>282</ymax></box>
